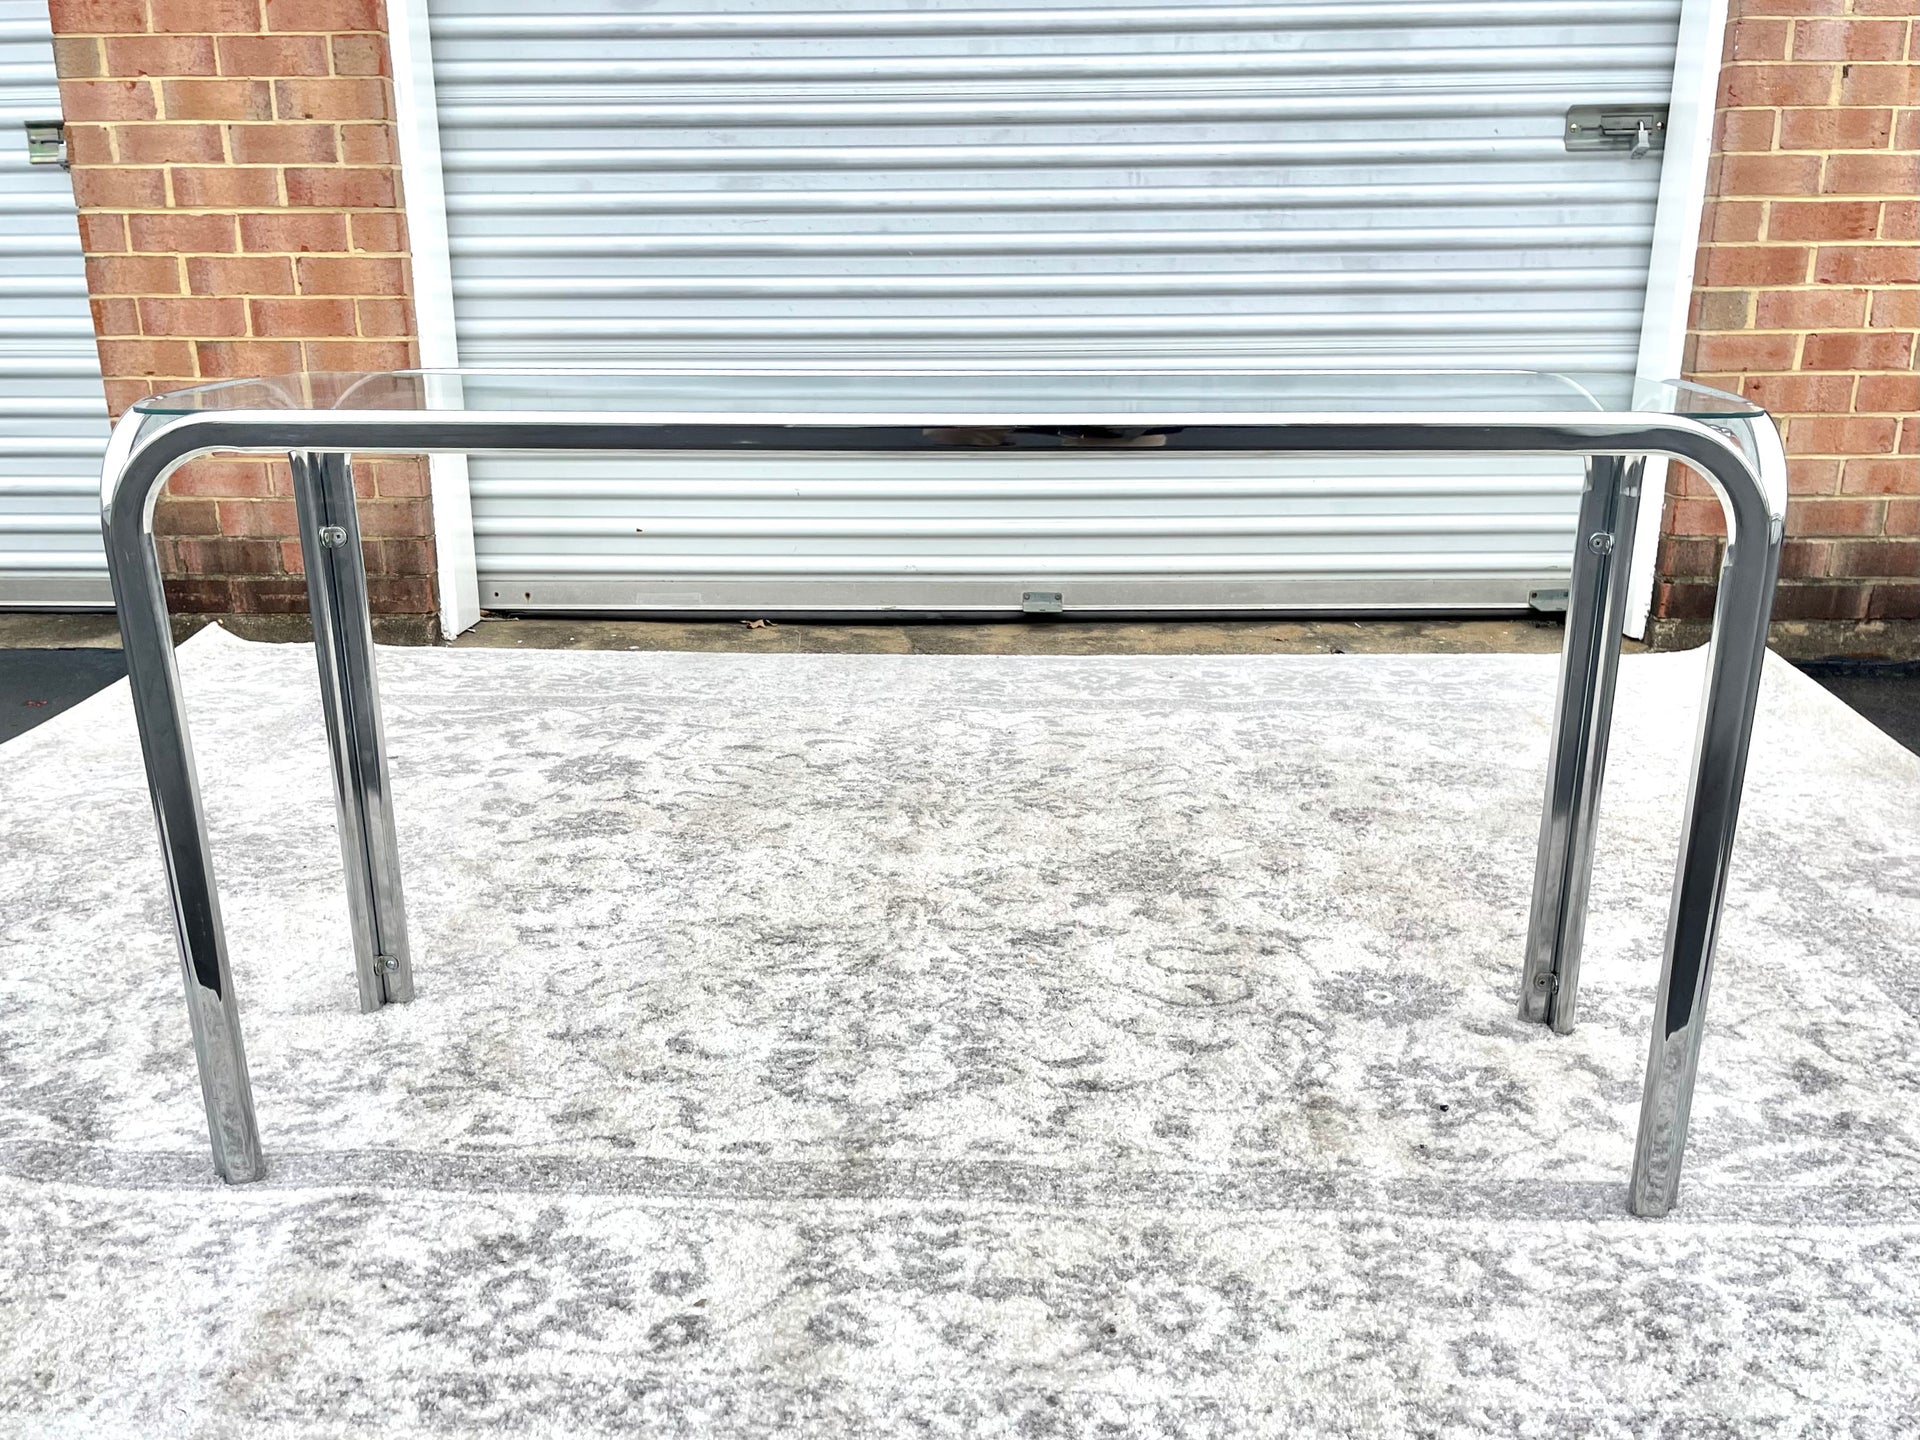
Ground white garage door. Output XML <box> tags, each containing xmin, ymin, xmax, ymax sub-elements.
<box><xmin>428</xmin><ymin>0</ymin><xmax>1682</xmax><ymax>615</ymax></box>
<box><xmin>0</xmin><ymin>1</ymin><xmax>112</xmax><ymax>608</ymax></box>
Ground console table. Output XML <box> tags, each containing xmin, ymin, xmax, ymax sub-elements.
<box><xmin>100</xmin><ymin>369</ymin><xmax>1785</xmax><ymax>1216</ymax></box>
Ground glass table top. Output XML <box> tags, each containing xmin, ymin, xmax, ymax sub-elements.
<box><xmin>132</xmin><ymin>369</ymin><xmax>1764</xmax><ymax>420</ymax></box>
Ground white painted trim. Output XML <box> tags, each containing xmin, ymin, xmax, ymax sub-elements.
<box><xmin>388</xmin><ymin>0</ymin><xmax>481</xmax><ymax>638</ymax></box>
<box><xmin>1624</xmin><ymin>0</ymin><xmax>1729</xmax><ymax>640</ymax></box>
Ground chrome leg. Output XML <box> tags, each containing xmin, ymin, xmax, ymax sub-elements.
<box><xmin>1520</xmin><ymin>456</ymin><xmax>1645</xmax><ymax>1032</ymax></box>
<box><xmin>100</xmin><ymin>419</ymin><xmax>264</xmax><ymax>1183</ymax></box>
<box><xmin>291</xmin><ymin>451</ymin><xmax>415</xmax><ymax>1011</ymax></box>
<box><xmin>1630</xmin><ymin>433</ymin><xmax>1787</xmax><ymax>1217</ymax></box>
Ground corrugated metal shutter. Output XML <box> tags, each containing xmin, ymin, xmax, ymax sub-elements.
<box><xmin>429</xmin><ymin>0</ymin><xmax>1681</xmax><ymax>615</ymax></box>
<box><xmin>0</xmin><ymin>2</ymin><xmax>111</xmax><ymax>607</ymax></box>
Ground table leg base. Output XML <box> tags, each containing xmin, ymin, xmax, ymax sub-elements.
<box><xmin>292</xmin><ymin>450</ymin><xmax>416</xmax><ymax>1014</ymax></box>
<box><xmin>1520</xmin><ymin>457</ymin><xmax>1644</xmax><ymax>1034</ymax></box>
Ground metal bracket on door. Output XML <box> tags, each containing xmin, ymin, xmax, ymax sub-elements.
<box><xmin>1528</xmin><ymin>588</ymin><xmax>1571</xmax><ymax>614</ymax></box>
<box><xmin>1564</xmin><ymin>105</ymin><xmax>1669</xmax><ymax>158</ymax></box>
<box><xmin>24</xmin><ymin>120</ymin><xmax>67</xmax><ymax>168</ymax></box>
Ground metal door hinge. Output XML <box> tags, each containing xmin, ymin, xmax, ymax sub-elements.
<box><xmin>1565</xmin><ymin>105</ymin><xmax>1668</xmax><ymax>157</ymax></box>
<box><xmin>24</xmin><ymin>120</ymin><xmax>67</xmax><ymax>168</ymax></box>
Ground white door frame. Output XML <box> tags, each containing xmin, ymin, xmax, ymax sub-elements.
<box><xmin>1625</xmin><ymin>0</ymin><xmax>1731</xmax><ymax>640</ymax></box>
<box><xmin>384</xmin><ymin>0</ymin><xmax>1728</xmax><ymax>641</ymax></box>
<box><xmin>387</xmin><ymin>0</ymin><xmax>480</xmax><ymax>637</ymax></box>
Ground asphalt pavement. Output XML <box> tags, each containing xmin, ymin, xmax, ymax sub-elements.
<box><xmin>0</xmin><ymin>647</ymin><xmax>127</xmax><ymax>744</ymax></box>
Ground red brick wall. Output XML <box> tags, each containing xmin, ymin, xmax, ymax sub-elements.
<box><xmin>1662</xmin><ymin>0</ymin><xmax>1919</xmax><ymax>632</ymax></box>
<box><xmin>51</xmin><ymin>2</ymin><xmax>1913</xmax><ymax>637</ymax></box>
<box><xmin>50</xmin><ymin>0</ymin><xmax>437</xmax><ymax>627</ymax></box>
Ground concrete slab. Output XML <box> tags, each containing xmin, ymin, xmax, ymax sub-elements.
<box><xmin>449</xmin><ymin>615</ymin><xmax>1584</xmax><ymax>657</ymax></box>
<box><xmin>0</xmin><ymin>613</ymin><xmax>123</xmax><ymax>649</ymax></box>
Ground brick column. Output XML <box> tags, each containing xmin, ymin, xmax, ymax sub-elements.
<box><xmin>51</xmin><ymin>0</ymin><xmax>439</xmax><ymax>636</ymax></box>
<box><xmin>1659</xmin><ymin>0</ymin><xmax>1918</xmax><ymax>644</ymax></box>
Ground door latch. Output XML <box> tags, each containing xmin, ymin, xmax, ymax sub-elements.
<box><xmin>24</xmin><ymin>120</ymin><xmax>67</xmax><ymax>168</ymax></box>
<box><xmin>1564</xmin><ymin>105</ymin><xmax>1668</xmax><ymax>158</ymax></box>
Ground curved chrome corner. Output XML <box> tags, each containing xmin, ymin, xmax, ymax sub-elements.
<box><xmin>1629</xmin><ymin>408</ymin><xmax>1786</xmax><ymax>1218</ymax></box>
<box><xmin>100</xmin><ymin>410</ymin><xmax>264</xmax><ymax>1184</ymax></box>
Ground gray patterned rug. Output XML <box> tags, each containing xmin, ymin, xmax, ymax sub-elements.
<box><xmin>3</xmin><ymin>629</ymin><xmax>1918</xmax><ymax>1438</ymax></box>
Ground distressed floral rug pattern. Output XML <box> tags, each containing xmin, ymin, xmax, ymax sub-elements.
<box><xmin>2</xmin><ymin>629</ymin><xmax>1918</xmax><ymax>1437</ymax></box>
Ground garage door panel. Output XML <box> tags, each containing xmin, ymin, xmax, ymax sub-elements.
<box><xmin>0</xmin><ymin>2</ymin><xmax>113</xmax><ymax>608</ymax></box>
<box><xmin>431</xmin><ymin>0</ymin><xmax>1680</xmax><ymax>613</ymax></box>
<box><xmin>469</xmin><ymin>450</ymin><xmax>1587</xmax><ymax>610</ymax></box>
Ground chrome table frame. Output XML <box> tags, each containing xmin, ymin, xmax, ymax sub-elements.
<box><xmin>100</xmin><ymin>405</ymin><xmax>1786</xmax><ymax>1217</ymax></box>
